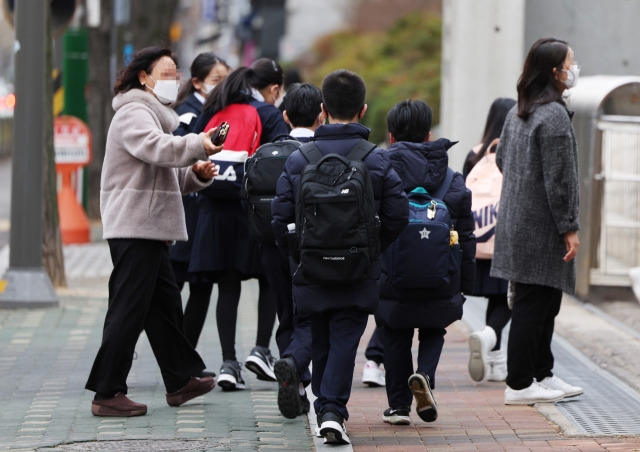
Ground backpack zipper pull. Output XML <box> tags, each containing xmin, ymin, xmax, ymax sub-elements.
<box><xmin>427</xmin><ymin>200</ymin><xmax>437</xmax><ymax>219</ymax></box>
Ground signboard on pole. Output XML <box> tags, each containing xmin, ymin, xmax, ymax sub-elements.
<box><xmin>54</xmin><ymin>115</ymin><xmax>91</xmax><ymax>168</ymax></box>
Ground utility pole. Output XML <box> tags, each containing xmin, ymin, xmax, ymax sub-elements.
<box><xmin>0</xmin><ymin>0</ymin><xmax>58</xmax><ymax>307</ymax></box>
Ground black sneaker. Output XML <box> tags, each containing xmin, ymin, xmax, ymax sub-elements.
<box><xmin>408</xmin><ymin>372</ymin><xmax>437</xmax><ymax>422</ymax></box>
<box><xmin>274</xmin><ymin>357</ymin><xmax>302</xmax><ymax>419</ymax></box>
<box><xmin>300</xmin><ymin>391</ymin><xmax>310</xmax><ymax>414</ymax></box>
<box><xmin>217</xmin><ymin>360</ymin><xmax>246</xmax><ymax>391</ymax></box>
<box><xmin>382</xmin><ymin>407</ymin><xmax>411</xmax><ymax>425</ymax></box>
<box><xmin>319</xmin><ymin>410</ymin><xmax>350</xmax><ymax>445</ymax></box>
<box><xmin>245</xmin><ymin>346</ymin><xmax>277</xmax><ymax>382</ymax></box>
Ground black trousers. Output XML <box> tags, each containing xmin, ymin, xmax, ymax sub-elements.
<box><xmin>485</xmin><ymin>293</ymin><xmax>511</xmax><ymax>350</ymax></box>
<box><xmin>85</xmin><ymin>239</ymin><xmax>206</xmax><ymax>396</ymax></box>
<box><xmin>381</xmin><ymin>326</ymin><xmax>445</xmax><ymax>409</ymax></box>
<box><xmin>506</xmin><ymin>282</ymin><xmax>562</xmax><ymax>390</ymax></box>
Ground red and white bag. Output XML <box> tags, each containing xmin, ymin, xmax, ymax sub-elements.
<box><xmin>466</xmin><ymin>147</ymin><xmax>502</xmax><ymax>259</ymax></box>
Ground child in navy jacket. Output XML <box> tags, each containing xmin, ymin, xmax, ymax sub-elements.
<box><xmin>375</xmin><ymin>100</ymin><xmax>475</xmax><ymax>425</ymax></box>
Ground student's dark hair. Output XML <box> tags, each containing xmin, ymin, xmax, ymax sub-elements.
<box><xmin>202</xmin><ymin>58</ymin><xmax>283</xmax><ymax>115</ymax></box>
<box><xmin>113</xmin><ymin>47</ymin><xmax>177</xmax><ymax>95</ymax></box>
<box><xmin>321</xmin><ymin>69</ymin><xmax>366</xmax><ymax>120</ymax></box>
<box><xmin>283</xmin><ymin>68</ymin><xmax>302</xmax><ymax>90</ymax></box>
<box><xmin>175</xmin><ymin>52</ymin><xmax>229</xmax><ymax>105</ymax></box>
<box><xmin>284</xmin><ymin>83</ymin><xmax>322</xmax><ymax>128</ymax></box>
<box><xmin>386</xmin><ymin>99</ymin><xmax>433</xmax><ymax>143</ymax></box>
<box><xmin>517</xmin><ymin>38</ymin><xmax>569</xmax><ymax>120</ymax></box>
<box><xmin>464</xmin><ymin>97</ymin><xmax>516</xmax><ymax>174</ymax></box>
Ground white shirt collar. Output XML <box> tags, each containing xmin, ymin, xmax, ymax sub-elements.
<box><xmin>250</xmin><ymin>88</ymin><xmax>265</xmax><ymax>102</ymax></box>
<box><xmin>289</xmin><ymin>127</ymin><xmax>315</xmax><ymax>138</ymax></box>
<box><xmin>194</xmin><ymin>92</ymin><xmax>205</xmax><ymax>104</ymax></box>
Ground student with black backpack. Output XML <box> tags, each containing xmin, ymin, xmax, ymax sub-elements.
<box><xmin>271</xmin><ymin>70</ymin><xmax>408</xmax><ymax>445</ymax></box>
<box><xmin>247</xmin><ymin>83</ymin><xmax>324</xmax><ymax>419</ymax></box>
<box><xmin>375</xmin><ymin>100</ymin><xmax>476</xmax><ymax>426</ymax></box>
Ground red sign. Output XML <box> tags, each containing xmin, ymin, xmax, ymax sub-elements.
<box><xmin>54</xmin><ymin>115</ymin><xmax>92</xmax><ymax>168</ymax></box>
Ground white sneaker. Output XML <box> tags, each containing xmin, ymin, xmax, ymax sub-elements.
<box><xmin>486</xmin><ymin>350</ymin><xmax>507</xmax><ymax>382</ymax></box>
<box><xmin>538</xmin><ymin>375</ymin><xmax>584</xmax><ymax>398</ymax></box>
<box><xmin>504</xmin><ymin>381</ymin><xmax>565</xmax><ymax>405</ymax></box>
<box><xmin>468</xmin><ymin>326</ymin><xmax>497</xmax><ymax>382</ymax></box>
<box><xmin>362</xmin><ymin>360</ymin><xmax>385</xmax><ymax>387</ymax></box>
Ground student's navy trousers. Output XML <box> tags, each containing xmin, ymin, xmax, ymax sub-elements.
<box><xmin>260</xmin><ymin>242</ymin><xmax>312</xmax><ymax>384</ymax></box>
<box><xmin>311</xmin><ymin>308</ymin><xmax>369</xmax><ymax>420</ymax></box>
<box><xmin>381</xmin><ymin>326</ymin><xmax>446</xmax><ymax>409</ymax></box>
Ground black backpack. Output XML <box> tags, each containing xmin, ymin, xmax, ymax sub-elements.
<box><xmin>292</xmin><ymin>139</ymin><xmax>380</xmax><ymax>284</ymax></box>
<box><xmin>383</xmin><ymin>168</ymin><xmax>462</xmax><ymax>296</ymax></box>
<box><xmin>242</xmin><ymin>135</ymin><xmax>303</xmax><ymax>242</ymax></box>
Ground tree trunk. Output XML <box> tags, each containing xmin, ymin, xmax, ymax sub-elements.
<box><xmin>85</xmin><ymin>0</ymin><xmax>180</xmax><ymax>220</ymax></box>
<box><xmin>42</xmin><ymin>6</ymin><xmax>66</xmax><ymax>287</ymax></box>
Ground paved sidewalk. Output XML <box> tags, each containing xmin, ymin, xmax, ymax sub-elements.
<box><xmin>0</xmin><ymin>242</ymin><xmax>312</xmax><ymax>451</ymax></box>
<box><xmin>348</xmin><ymin>318</ymin><xmax>640</xmax><ymax>451</ymax></box>
<box><xmin>2</xmin><ymin>239</ymin><xmax>640</xmax><ymax>451</ymax></box>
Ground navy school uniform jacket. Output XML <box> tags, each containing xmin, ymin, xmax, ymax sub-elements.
<box><xmin>187</xmin><ymin>94</ymin><xmax>289</xmax><ymax>277</ymax></box>
<box><xmin>271</xmin><ymin>122</ymin><xmax>409</xmax><ymax>316</ymax></box>
<box><xmin>375</xmin><ymin>139</ymin><xmax>476</xmax><ymax>330</ymax></box>
<box><xmin>174</xmin><ymin>93</ymin><xmax>203</xmax><ymax>137</ymax></box>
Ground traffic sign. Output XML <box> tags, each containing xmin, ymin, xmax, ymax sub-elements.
<box><xmin>54</xmin><ymin>115</ymin><xmax>91</xmax><ymax>168</ymax></box>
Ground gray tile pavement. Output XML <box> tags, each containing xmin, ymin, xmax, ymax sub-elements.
<box><xmin>0</xmin><ymin>241</ymin><xmax>315</xmax><ymax>451</ymax></box>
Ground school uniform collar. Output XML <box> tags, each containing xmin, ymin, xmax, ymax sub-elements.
<box><xmin>314</xmin><ymin>122</ymin><xmax>371</xmax><ymax>141</ymax></box>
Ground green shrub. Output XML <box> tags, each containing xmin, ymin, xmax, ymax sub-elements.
<box><xmin>306</xmin><ymin>11</ymin><xmax>441</xmax><ymax>144</ymax></box>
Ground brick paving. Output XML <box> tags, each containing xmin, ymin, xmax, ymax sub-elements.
<box><xmin>347</xmin><ymin>318</ymin><xmax>640</xmax><ymax>451</ymax></box>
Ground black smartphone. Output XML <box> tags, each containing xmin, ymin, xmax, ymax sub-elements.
<box><xmin>211</xmin><ymin>122</ymin><xmax>230</xmax><ymax>146</ymax></box>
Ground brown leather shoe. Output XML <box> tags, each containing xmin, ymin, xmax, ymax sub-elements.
<box><xmin>91</xmin><ymin>393</ymin><xmax>147</xmax><ymax>417</ymax></box>
<box><xmin>166</xmin><ymin>376</ymin><xmax>215</xmax><ymax>407</ymax></box>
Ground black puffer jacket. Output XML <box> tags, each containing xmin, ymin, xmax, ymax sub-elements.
<box><xmin>271</xmin><ymin>123</ymin><xmax>408</xmax><ymax>316</ymax></box>
<box><xmin>376</xmin><ymin>138</ymin><xmax>476</xmax><ymax>329</ymax></box>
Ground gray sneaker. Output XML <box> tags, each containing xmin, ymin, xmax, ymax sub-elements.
<box><xmin>245</xmin><ymin>346</ymin><xmax>277</xmax><ymax>382</ymax></box>
<box><xmin>217</xmin><ymin>360</ymin><xmax>246</xmax><ymax>391</ymax></box>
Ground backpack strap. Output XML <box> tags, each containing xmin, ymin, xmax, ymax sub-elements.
<box><xmin>346</xmin><ymin>139</ymin><xmax>377</xmax><ymax>162</ymax></box>
<box><xmin>300</xmin><ymin>142</ymin><xmax>324</xmax><ymax>163</ymax></box>
<box><xmin>272</xmin><ymin>134</ymin><xmax>297</xmax><ymax>142</ymax></box>
<box><xmin>432</xmin><ymin>168</ymin><xmax>455</xmax><ymax>200</ymax></box>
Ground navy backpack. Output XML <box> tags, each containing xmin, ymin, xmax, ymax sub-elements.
<box><xmin>383</xmin><ymin>168</ymin><xmax>462</xmax><ymax>294</ymax></box>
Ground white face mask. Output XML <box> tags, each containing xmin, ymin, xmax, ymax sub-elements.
<box><xmin>203</xmin><ymin>83</ymin><xmax>216</xmax><ymax>94</ymax></box>
<box><xmin>148</xmin><ymin>75</ymin><xmax>180</xmax><ymax>104</ymax></box>
<box><xmin>563</xmin><ymin>65</ymin><xmax>580</xmax><ymax>89</ymax></box>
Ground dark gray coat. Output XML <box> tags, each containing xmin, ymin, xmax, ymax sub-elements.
<box><xmin>490</xmin><ymin>101</ymin><xmax>579</xmax><ymax>294</ymax></box>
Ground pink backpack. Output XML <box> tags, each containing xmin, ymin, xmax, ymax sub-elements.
<box><xmin>465</xmin><ymin>146</ymin><xmax>502</xmax><ymax>259</ymax></box>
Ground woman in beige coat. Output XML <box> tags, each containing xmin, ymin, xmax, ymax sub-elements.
<box><xmin>86</xmin><ymin>47</ymin><xmax>223</xmax><ymax>417</ymax></box>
